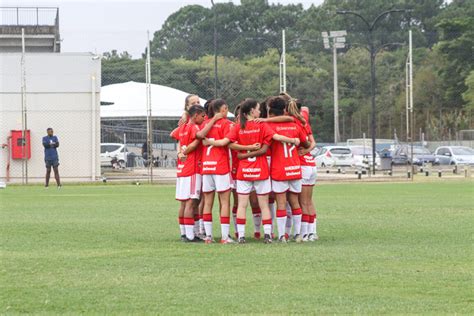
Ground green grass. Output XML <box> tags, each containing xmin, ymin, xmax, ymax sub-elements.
<box><xmin>1</xmin><ymin>181</ymin><xmax>473</xmax><ymax>314</ymax></box>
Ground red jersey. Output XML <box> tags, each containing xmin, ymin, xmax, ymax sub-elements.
<box><xmin>295</xmin><ymin>119</ymin><xmax>316</xmax><ymax>167</ymax></box>
<box><xmin>227</xmin><ymin>121</ymin><xmax>275</xmax><ymax>181</ymax></box>
<box><xmin>267</xmin><ymin>121</ymin><xmax>307</xmax><ymax>181</ymax></box>
<box><xmin>201</xmin><ymin>118</ymin><xmax>232</xmax><ymax>175</ymax></box>
<box><xmin>229</xmin><ymin>122</ymin><xmax>239</xmax><ymax>179</ymax></box>
<box><xmin>175</xmin><ymin>122</ymin><xmax>202</xmax><ymax>177</ymax></box>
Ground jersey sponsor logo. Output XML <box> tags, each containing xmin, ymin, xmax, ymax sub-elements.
<box><xmin>242</xmin><ymin>168</ymin><xmax>261</xmax><ymax>172</ymax></box>
<box><xmin>275</xmin><ymin>126</ymin><xmax>297</xmax><ymax>131</ymax></box>
<box><xmin>243</xmin><ymin>173</ymin><xmax>261</xmax><ymax>178</ymax></box>
<box><xmin>239</xmin><ymin>129</ymin><xmax>260</xmax><ymax>134</ymax></box>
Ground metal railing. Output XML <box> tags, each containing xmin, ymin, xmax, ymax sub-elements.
<box><xmin>0</xmin><ymin>7</ymin><xmax>58</xmax><ymax>26</ymax></box>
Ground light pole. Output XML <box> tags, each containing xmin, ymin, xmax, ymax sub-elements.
<box><xmin>211</xmin><ymin>0</ymin><xmax>218</xmax><ymax>98</ymax></box>
<box><xmin>322</xmin><ymin>30</ymin><xmax>346</xmax><ymax>144</ymax></box>
<box><xmin>337</xmin><ymin>9</ymin><xmax>406</xmax><ymax>174</ymax></box>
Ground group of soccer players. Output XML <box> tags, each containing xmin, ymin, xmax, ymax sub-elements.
<box><xmin>171</xmin><ymin>93</ymin><xmax>318</xmax><ymax>244</ymax></box>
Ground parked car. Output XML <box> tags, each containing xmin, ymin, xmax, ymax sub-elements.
<box><xmin>348</xmin><ymin>146</ymin><xmax>381</xmax><ymax>169</ymax></box>
<box><xmin>315</xmin><ymin>146</ymin><xmax>354</xmax><ymax>167</ymax></box>
<box><xmin>434</xmin><ymin>146</ymin><xmax>474</xmax><ymax>166</ymax></box>
<box><xmin>391</xmin><ymin>145</ymin><xmax>438</xmax><ymax>166</ymax></box>
<box><xmin>100</xmin><ymin>143</ymin><xmax>128</xmax><ymax>168</ymax></box>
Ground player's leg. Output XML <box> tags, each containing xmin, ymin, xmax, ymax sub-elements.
<box><xmin>45</xmin><ymin>165</ymin><xmax>52</xmax><ymax>187</ymax></box>
<box><xmin>52</xmin><ymin>160</ymin><xmax>61</xmax><ymax>187</ymax></box>
<box><xmin>299</xmin><ymin>185</ymin><xmax>312</xmax><ymax>241</ymax></box>
<box><xmin>272</xmin><ymin>180</ymin><xmax>289</xmax><ymax>242</ymax></box>
<box><xmin>268</xmin><ymin>193</ymin><xmax>276</xmax><ymax>238</ymax></box>
<box><xmin>202</xmin><ymin>174</ymin><xmax>216</xmax><ymax>243</ymax></box>
<box><xmin>254</xmin><ymin>179</ymin><xmax>272</xmax><ymax>243</ymax></box>
<box><xmin>236</xmin><ymin>180</ymin><xmax>252</xmax><ymax>243</ymax></box>
<box><xmin>216</xmin><ymin>174</ymin><xmax>232</xmax><ymax>243</ymax></box>
<box><xmin>232</xmin><ymin>188</ymin><xmax>238</xmax><ymax>238</ymax></box>
<box><xmin>202</xmin><ymin>191</ymin><xmax>215</xmax><ymax>242</ymax></box>
<box><xmin>249</xmin><ymin>192</ymin><xmax>261</xmax><ymax>239</ymax></box>
<box><xmin>285</xmin><ymin>199</ymin><xmax>292</xmax><ymax>239</ymax></box>
<box><xmin>218</xmin><ymin>189</ymin><xmax>232</xmax><ymax>243</ymax></box>
<box><xmin>288</xmin><ymin>180</ymin><xmax>303</xmax><ymax>242</ymax></box>
<box><xmin>184</xmin><ymin>198</ymin><xmax>198</xmax><ymax>241</ymax></box>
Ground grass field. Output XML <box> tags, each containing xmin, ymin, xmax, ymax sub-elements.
<box><xmin>1</xmin><ymin>181</ymin><xmax>473</xmax><ymax>314</ymax></box>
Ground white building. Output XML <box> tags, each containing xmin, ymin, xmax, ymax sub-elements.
<box><xmin>0</xmin><ymin>53</ymin><xmax>101</xmax><ymax>183</ymax></box>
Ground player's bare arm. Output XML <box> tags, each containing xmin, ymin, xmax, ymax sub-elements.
<box><xmin>196</xmin><ymin>113</ymin><xmax>224</xmax><ymax>139</ymax></box>
<box><xmin>237</xmin><ymin>144</ymin><xmax>269</xmax><ymax>160</ymax></box>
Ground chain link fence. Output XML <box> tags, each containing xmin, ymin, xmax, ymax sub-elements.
<box><xmin>2</xmin><ymin>3</ymin><xmax>473</xmax><ymax>183</ymax></box>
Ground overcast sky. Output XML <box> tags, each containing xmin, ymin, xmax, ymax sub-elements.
<box><xmin>3</xmin><ymin>0</ymin><xmax>324</xmax><ymax>58</ymax></box>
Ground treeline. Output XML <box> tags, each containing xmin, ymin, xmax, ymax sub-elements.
<box><xmin>102</xmin><ymin>0</ymin><xmax>473</xmax><ymax>142</ymax></box>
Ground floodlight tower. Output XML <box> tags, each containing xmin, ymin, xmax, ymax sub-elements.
<box><xmin>322</xmin><ymin>30</ymin><xmax>346</xmax><ymax>144</ymax></box>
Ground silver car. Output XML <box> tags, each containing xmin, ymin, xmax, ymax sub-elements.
<box><xmin>434</xmin><ymin>146</ymin><xmax>474</xmax><ymax>165</ymax></box>
<box><xmin>315</xmin><ymin>146</ymin><xmax>354</xmax><ymax>167</ymax></box>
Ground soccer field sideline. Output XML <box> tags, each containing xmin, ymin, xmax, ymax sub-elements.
<box><xmin>1</xmin><ymin>181</ymin><xmax>473</xmax><ymax>314</ymax></box>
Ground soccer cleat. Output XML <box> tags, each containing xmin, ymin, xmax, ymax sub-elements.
<box><xmin>238</xmin><ymin>237</ymin><xmax>246</xmax><ymax>244</ymax></box>
<box><xmin>284</xmin><ymin>233</ymin><xmax>290</xmax><ymax>241</ymax></box>
<box><xmin>180</xmin><ymin>235</ymin><xmax>187</xmax><ymax>242</ymax></box>
<box><xmin>203</xmin><ymin>236</ymin><xmax>214</xmax><ymax>244</ymax></box>
<box><xmin>220</xmin><ymin>238</ymin><xmax>236</xmax><ymax>244</ymax></box>
<box><xmin>185</xmin><ymin>237</ymin><xmax>202</xmax><ymax>243</ymax></box>
<box><xmin>57</xmin><ymin>185</ymin><xmax>62</xmax><ymax>189</ymax></box>
<box><xmin>254</xmin><ymin>232</ymin><xmax>261</xmax><ymax>240</ymax></box>
<box><xmin>302</xmin><ymin>234</ymin><xmax>309</xmax><ymax>242</ymax></box>
<box><xmin>293</xmin><ymin>234</ymin><xmax>303</xmax><ymax>243</ymax></box>
<box><xmin>197</xmin><ymin>233</ymin><xmax>206</xmax><ymax>240</ymax></box>
<box><xmin>263</xmin><ymin>234</ymin><xmax>272</xmax><ymax>244</ymax></box>
<box><xmin>278</xmin><ymin>236</ymin><xmax>287</xmax><ymax>243</ymax></box>
<box><xmin>307</xmin><ymin>233</ymin><xmax>319</xmax><ymax>242</ymax></box>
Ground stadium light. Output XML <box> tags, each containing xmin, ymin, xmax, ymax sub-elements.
<box><xmin>322</xmin><ymin>30</ymin><xmax>346</xmax><ymax>144</ymax></box>
<box><xmin>336</xmin><ymin>9</ymin><xmax>407</xmax><ymax>174</ymax></box>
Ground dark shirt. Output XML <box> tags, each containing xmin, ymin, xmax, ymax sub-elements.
<box><xmin>42</xmin><ymin>135</ymin><xmax>59</xmax><ymax>160</ymax></box>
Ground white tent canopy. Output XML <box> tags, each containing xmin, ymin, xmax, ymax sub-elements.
<box><xmin>101</xmin><ymin>81</ymin><xmax>217</xmax><ymax>120</ymax></box>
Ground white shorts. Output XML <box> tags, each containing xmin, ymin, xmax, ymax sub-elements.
<box><xmin>230</xmin><ymin>176</ymin><xmax>236</xmax><ymax>190</ymax></box>
<box><xmin>176</xmin><ymin>174</ymin><xmax>202</xmax><ymax>200</ymax></box>
<box><xmin>271</xmin><ymin>179</ymin><xmax>302</xmax><ymax>194</ymax></box>
<box><xmin>236</xmin><ymin>179</ymin><xmax>271</xmax><ymax>195</ymax></box>
<box><xmin>202</xmin><ymin>173</ymin><xmax>231</xmax><ymax>193</ymax></box>
<box><xmin>301</xmin><ymin>166</ymin><xmax>317</xmax><ymax>186</ymax></box>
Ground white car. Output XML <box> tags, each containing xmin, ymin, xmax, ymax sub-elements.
<box><xmin>348</xmin><ymin>146</ymin><xmax>381</xmax><ymax>169</ymax></box>
<box><xmin>315</xmin><ymin>146</ymin><xmax>354</xmax><ymax>168</ymax></box>
<box><xmin>100</xmin><ymin>143</ymin><xmax>128</xmax><ymax>168</ymax></box>
<box><xmin>434</xmin><ymin>146</ymin><xmax>474</xmax><ymax>166</ymax></box>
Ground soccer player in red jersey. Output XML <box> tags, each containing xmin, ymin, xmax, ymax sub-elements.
<box><xmin>201</xmin><ymin>99</ymin><xmax>259</xmax><ymax>244</ymax></box>
<box><xmin>205</xmin><ymin>99</ymin><xmax>300</xmax><ymax>244</ymax></box>
<box><xmin>171</xmin><ymin>105</ymin><xmax>223</xmax><ymax>242</ymax></box>
<box><xmin>288</xmin><ymin>100</ymin><xmax>318</xmax><ymax>241</ymax></box>
<box><xmin>266</xmin><ymin>96</ymin><xmax>310</xmax><ymax>242</ymax></box>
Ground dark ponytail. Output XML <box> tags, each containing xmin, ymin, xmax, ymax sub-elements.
<box><xmin>239</xmin><ymin>98</ymin><xmax>258</xmax><ymax>129</ymax></box>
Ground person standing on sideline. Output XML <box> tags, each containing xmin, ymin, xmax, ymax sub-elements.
<box><xmin>42</xmin><ymin>128</ymin><xmax>61</xmax><ymax>188</ymax></box>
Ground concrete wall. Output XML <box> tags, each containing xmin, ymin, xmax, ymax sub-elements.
<box><xmin>0</xmin><ymin>53</ymin><xmax>101</xmax><ymax>183</ymax></box>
